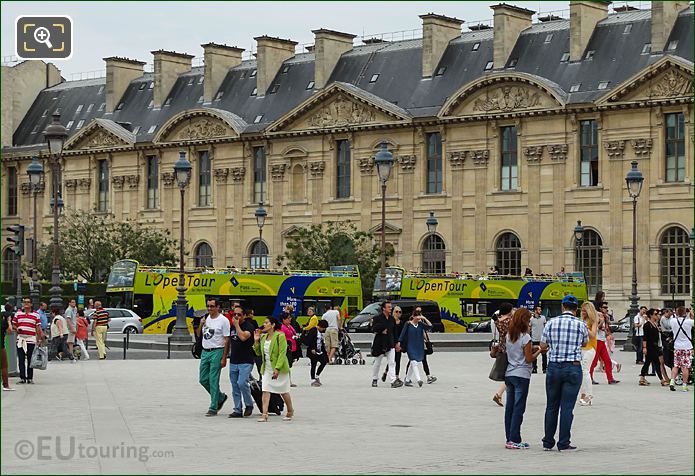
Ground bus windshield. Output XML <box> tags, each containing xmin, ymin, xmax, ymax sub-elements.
<box><xmin>106</xmin><ymin>260</ymin><xmax>137</xmax><ymax>290</ymax></box>
<box><xmin>373</xmin><ymin>267</ymin><xmax>403</xmax><ymax>293</ymax></box>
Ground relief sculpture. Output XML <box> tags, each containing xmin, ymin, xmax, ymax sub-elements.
<box><xmin>307</xmin><ymin>97</ymin><xmax>376</xmax><ymax>128</ymax></box>
<box><xmin>473</xmin><ymin>86</ymin><xmax>542</xmax><ymax>113</ymax></box>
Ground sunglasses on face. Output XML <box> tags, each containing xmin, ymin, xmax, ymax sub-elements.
<box><xmin>207</xmin><ymin>305</ymin><xmax>217</xmax><ymax>309</ymax></box>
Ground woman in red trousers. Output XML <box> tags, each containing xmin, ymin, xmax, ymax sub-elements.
<box><xmin>590</xmin><ymin>305</ymin><xmax>620</xmax><ymax>385</ymax></box>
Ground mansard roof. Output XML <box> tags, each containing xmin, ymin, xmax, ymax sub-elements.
<box><xmin>9</xmin><ymin>5</ymin><xmax>694</xmax><ymax>150</ymax></box>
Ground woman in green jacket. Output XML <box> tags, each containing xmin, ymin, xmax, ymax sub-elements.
<box><xmin>253</xmin><ymin>316</ymin><xmax>294</xmax><ymax>422</ymax></box>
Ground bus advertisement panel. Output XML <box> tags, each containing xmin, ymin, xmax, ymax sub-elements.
<box><xmin>107</xmin><ymin>260</ymin><xmax>363</xmax><ymax>334</ymax></box>
<box><xmin>375</xmin><ymin>267</ymin><xmax>588</xmax><ymax>332</ymax></box>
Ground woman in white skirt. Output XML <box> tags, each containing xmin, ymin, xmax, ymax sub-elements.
<box><xmin>253</xmin><ymin>317</ymin><xmax>294</xmax><ymax>421</ymax></box>
<box><xmin>579</xmin><ymin>302</ymin><xmax>599</xmax><ymax>406</ymax></box>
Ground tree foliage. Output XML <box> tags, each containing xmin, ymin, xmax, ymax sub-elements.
<box><xmin>276</xmin><ymin>221</ymin><xmax>393</xmax><ymax>301</ymax></box>
<box><xmin>36</xmin><ymin>209</ymin><xmax>178</xmax><ymax>282</ymax></box>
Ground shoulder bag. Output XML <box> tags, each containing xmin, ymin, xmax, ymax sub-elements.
<box><xmin>488</xmin><ymin>341</ymin><xmax>507</xmax><ymax>382</ymax></box>
<box><xmin>424</xmin><ymin>331</ymin><xmax>434</xmax><ymax>355</ymax></box>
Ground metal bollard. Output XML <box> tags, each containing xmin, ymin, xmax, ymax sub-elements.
<box><xmin>126</xmin><ymin>332</ymin><xmax>130</xmax><ymax>350</ymax></box>
<box><xmin>167</xmin><ymin>337</ymin><xmax>171</xmax><ymax>359</ymax></box>
<box><xmin>123</xmin><ymin>337</ymin><xmax>126</xmax><ymax>360</ymax></box>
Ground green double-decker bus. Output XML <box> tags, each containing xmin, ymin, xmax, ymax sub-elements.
<box><xmin>374</xmin><ymin>267</ymin><xmax>588</xmax><ymax>332</ymax></box>
<box><xmin>106</xmin><ymin>259</ymin><xmax>363</xmax><ymax>333</ymax></box>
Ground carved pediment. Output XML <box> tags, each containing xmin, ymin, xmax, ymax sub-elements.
<box><xmin>439</xmin><ymin>73</ymin><xmax>566</xmax><ymax>117</ymax></box>
<box><xmin>267</xmin><ymin>82</ymin><xmax>411</xmax><ymax>133</ymax></box>
<box><xmin>599</xmin><ymin>57</ymin><xmax>695</xmax><ymax>105</ymax></box>
<box><xmin>153</xmin><ymin>108</ymin><xmax>246</xmax><ymax>143</ymax></box>
<box><xmin>64</xmin><ymin>118</ymin><xmax>135</xmax><ymax>151</ymax></box>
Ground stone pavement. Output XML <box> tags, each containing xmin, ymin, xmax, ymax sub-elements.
<box><xmin>1</xmin><ymin>350</ymin><xmax>692</xmax><ymax>475</ymax></box>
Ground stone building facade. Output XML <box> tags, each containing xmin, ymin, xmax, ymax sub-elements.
<box><xmin>2</xmin><ymin>2</ymin><xmax>693</xmax><ymax>316</ymax></box>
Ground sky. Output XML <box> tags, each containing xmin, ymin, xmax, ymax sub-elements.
<box><xmin>1</xmin><ymin>1</ymin><xmax>647</xmax><ymax>78</ymax></box>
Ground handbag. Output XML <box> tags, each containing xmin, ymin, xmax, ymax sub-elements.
<box><xmin>30</xmin><ymin>344</ymin><xmax>48</xmax><ymax>370</ymax></box>
<box><xmin>424</xmin><ymin>331</ymin><xmax>434</xmax><ymax>355</ymax></box>
<box><xmin>488</xmin><ymin>351</ymin><xmax>508</xmax><ymax>382</ymax></box>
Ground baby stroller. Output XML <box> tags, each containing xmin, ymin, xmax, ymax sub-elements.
<box><xmin>333</xmin><ymin>330</ymin><xmax>365</xmax><ymax>365</ymax></box>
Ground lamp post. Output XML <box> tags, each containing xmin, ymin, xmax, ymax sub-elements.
<box><xmin>42</xmin><ymin>113</ymin><xmax>67</xmax><ymax>313</ymax></box>
<box><xmin>690</xmin><ymin>227</ymin><xmax>694</xmax><ymax>306</ymax></box>
<box><xmin>254</xmin><ymin>203</ymin><xmax>267</xmax><ymax>269</ymax></box>
<box><xmin>374</xmin><ymin>143</ymin><xmax>394</xmax><ymax>293</ymax></box>
<box><xmin>170</xmin><ymin>151</ymin><xmax>192</xmax><ymax>342</ymax></box>
<box><xmin>623</xmin><ymin>160</ymin><xmax>644</xmax><ymax>351</ymax></box>
<box><xmin>26</xmin><ymin>156</ymin><xmax>44</xmax><ymax>310</ymax></box>
<box><xmin>574</xmin><ymin>219</ymin><xmax>585</xmax><ymax>279</ymax></box>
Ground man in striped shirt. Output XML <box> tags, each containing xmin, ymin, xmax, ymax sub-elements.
<box><xmin>90</xmin><ymin>301</ymin><xmax>110</xmax><ymax>360</ymax></box>
<box><xmin>11</xmin><ymin>298</ymin><xmax>44</xmax><ymax>384</ymax></box>
<box><xmin>539</xmin><ymin>294</ymin><xmax>588</xmax><ymax>452</ymax></box>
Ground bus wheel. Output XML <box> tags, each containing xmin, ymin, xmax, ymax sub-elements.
<box><xmin>167</xmin><ymin>321</ymin><xmax>175</xmax><ymax>334</ymax></box>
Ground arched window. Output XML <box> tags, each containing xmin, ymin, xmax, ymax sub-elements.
<box><xmin>250</xmin><ymin>240</ymin><xmax>269</xmax><ymax>269</ymax></box>
<box><xmin>422</xmin><ymin>235</ymin><xmax>446</xmax><ymax>274</ymax></box>
<box><xmin>660</xmin><ymin>226</ymin><xmax>690</xmax><ymax>295</ymax></box>
<box><xmin>496</xmin><ymin>232</ymin><xmax>521</xmax><ymax>276</ymax></box>
<box><xmin>194</xmin><ymin>242</ymin><xmax>213</xmax><ymax>268</ymax></box>
<box><xmin>291</xmin><ymin>164</ymin><xmax>304</xmax><ymax>202</ymax></box>
<box><xmin>576</xmin><ymin>230</ymin><xmax>603</xmax><ymax>296</ymax></box>
<box><xmin>2</xmin><ymin>248</ymin><xmax>17</xmax><ymax>283</ymax></box>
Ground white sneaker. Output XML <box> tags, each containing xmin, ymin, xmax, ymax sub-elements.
<box><xmin>2</xmin><ymin>387</ymin><xmax>16</xmax><ymax>392</ymax></box>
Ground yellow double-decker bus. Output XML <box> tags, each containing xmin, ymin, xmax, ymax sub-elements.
<box><xmin>374</xmin><ymin>266</ymin><xmax>588</xmax><ymax>332</ymax></box>
<box><xmin>106</xmin><ymin>259</ymin><xmax>363</xmax><ymax>333</ymax></box>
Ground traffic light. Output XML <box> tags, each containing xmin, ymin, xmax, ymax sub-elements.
<box><xmin>6</xmin><ymin>225</ymin><xmax>25</xmax><ymax>256</ymax></box>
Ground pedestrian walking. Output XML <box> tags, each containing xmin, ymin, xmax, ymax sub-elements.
<box><xmin>492</xmin><ymin>303</ymin><xmax>514</xmax><ymax>406</ymax></box>
<box><xmin>280</xmin><ymin>312</ymin><xmax>298</xmax><ymax>387</ymax></box>
<box><xmin>397</xmin><ymin>308</ymin><xmax>432</xmax><ymax>387</ymax></box>
<box><xmin>590</xmin><ymin>302</ymin><xmax>620</xmax><ymax>384</ymax></box>
<box><xmin>226</xmin><ymin>305</ymin><xmax>255</xmax><ymax>418</ymax></box>
<box><xmin>634</xmin><ymin>306</ymin><xmax>647</xmax><ymax>364</ymax></box>
<box><xmin>197</xmin><ymin>298</ymin><xmax>229</xmax><ymax>416</ymax></box>
<box><xmin>322</xmin><ymin>306</ymin><xmax>341</xmax><ymax>363</ymax></box>
<box><xmin>531</xmin><ymin>306</ymin><xmax>547</xmax><ymax>374</ymax></box>
<box><xmin>75</xmin><ymin>309</ymin><xmax>90</xmax><ymax>360</ymax></box>
<box><xmin>382</xmin><ymin>305</ymin><xmax>404</xmax><ymax>383</ymax></box>
<box><xmin>253</xmin><ymin>317</ymin><xmax>294</xmax><ymax>422</ymax></box>
<box><xmin>305</xmin><ymin>319</ymin><xmax>329</xmax><ymax>386</ymax></box>
<box><xmin>639</xmin><ymin>308</ymin><xmax>668</xmax><ymax>387</ymax></box>
<box><xmin>503</xmin><ymin>308</ymin><xmax>541</xmax><ymax>449</ymax></box>
<box><xmin>64</xmin><ymin>299</ymin><xmax>78</xmax><ymax>358</ymax></box>
<box><xmin>669</xmin><ymin>306</ymin><xmax>693</xmax><ymax>392</ymax></box>
<box><xmin>50</xmin><ymin>308</ymin><xmax>72</xmax><ymax>361</ymax></box>
<box><xmin>37</xmin><ymin>302</ymin><xmax>48</xmax><ymax>333</ymax></box>
<box><xmin>11</xmin><ymin>298</ymin><xmax>44</xmax><ymax>384</ymax></box>
<box><xmin>578</xmin><ymin>302</ymin><xmax>598</xmax><ymax>406</ymax></box>
<box><xmin>1</xmin><ymin>302</ymin><xmax>15</xmax><ymax>391</ymax></box>
<box><xmin>660</xmin><ymin>309</ymin><xmax>674</xmax><ymax>369</ymax></box>
<box><xmin>371</xmin><ymin>301</ymin><xmax>402</xmax><ymax>388</ymax></box>
<box><xmin>91</xmin><ymin>301</ymin><xmax>110</xmax><ymax>360</ymax></box>
<box><xmin>540</xmin><ymin>294</ymin><xmax>588</xmax><ymax>452</ymax></box>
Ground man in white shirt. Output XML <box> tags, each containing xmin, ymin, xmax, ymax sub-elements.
<box><xmin>633</xmin><ymin>306</ymin><xmax>647</xmax><ymax>364</ymax></box>
<box><xmin>322</xmin><ymin>306</ymin><xmax>342</xmax><ymax>363</ymax></box>
<box><xmin>531</xmin><ymin>306</ymin><xmax>547</xmax><ymax>373</ymax></box>
<box><xmin>64</xmin><ymin>299</ymin><xmax>78</xmax><ymax>358</ymax></box>
<box><xmin>197</xmin><ymin>298</ymin><xmax>230</xmax><ymax>416</ymax></box>
<box><xmin>669</xmin><ymin>306</ymin><xmax>693</xmax><ymax>392</ymax></box>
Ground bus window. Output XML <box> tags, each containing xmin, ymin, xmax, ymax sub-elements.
<box><xmin>132</xmin><ymin>294</ymin><xmax>153</xmax><ymax>318</ymax></box>
<box><xmin>106</xmin><ymin>260</ymin><xmax>137</xmax><ymax>289</ymax></box>
<box><xmin>374</xmin><ymin>267</ymin><xmax>403</xmax><ymax>293</ymax></box>
<box><xmin>347</xmin><ymin>296</ymin><xmax>359</xmax><ymax>316</ymax></box>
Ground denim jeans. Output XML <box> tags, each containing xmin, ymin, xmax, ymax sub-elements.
<box><xmin>504</xmin><ymin>376</ymin><xmax>530</xmax><ymax>443</ymax></box>
<box><xmin>229</xmin><ymin>363</ymin><xmax>254</xmax><ymax>413</ymax></box>
<box><xmin>634</xmin><ymin>336</ymin><xmax>644</xmax><ymax>362</ymax></box>
<box><xmin>543</xmin><ymin>361</ymin><xmax>582</xmax><ymax>450</ymax></box>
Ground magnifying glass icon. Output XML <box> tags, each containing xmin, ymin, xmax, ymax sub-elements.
<box><xmin>33</xmin><ymin>27</ymin><xmax>53</xmax><ymax>49</ymax></box>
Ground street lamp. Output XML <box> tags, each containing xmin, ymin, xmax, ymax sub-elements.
<box><xmin>171</xmin><ymin>151</ymin><xmax>192</xmax><ymax>342</ymax></box>
<box><xmin>374</xmin><ymin>142</ymin><xmax>394</xmax><ymax>293</ymax></box>
<box><xmin>254</xmin><ymin>203</ymin><xmax>267</xmax><ymax>269</ymax></box>
<box><xmin>42</xmin><ymin>113</ymin><xmax>67</xmax><ymax>313</ymax></box>
<box><xmin>624</xmin><ymin>160</ymin><xmax>643</xmax><ymax>351</ymax></box>
<box><xmin>574</xmin><ymin>219</ymin><xmax>585</xmax><ymax>278</ymax></box>
<box><xmin>426</xmin><ymin>211</ymin><xmax>438</xmax><ymax>234</ymax></box>
<box><xmin>690</xmin><ymin>227</ymin><xmax>694</xmax><ymax>306</ymax></box>
<box><xmin>26</xmin><ymin>156</ymin><xmax>44</xmax><ymax>309</ymax></box>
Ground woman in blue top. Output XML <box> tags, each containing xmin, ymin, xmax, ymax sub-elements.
<box><xmin>504</xmin><ymin>308</ymin><xmax>541</xmax><ymax>450</ymax></box>
<box><xmin>396</xmin><ymin>309</ymin><xmax>432</xmax><ymax>387</ymax></box>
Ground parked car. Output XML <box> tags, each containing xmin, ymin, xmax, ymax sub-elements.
<box><xmin>347</xmin><ymin>300</ymin><xmax>443</xmax><ymax>333</ymax></box>
<box><xmin>610</xmin><ymin>316</ymin><xmax>630</xmax><ymax>333</ymax></box>
<box><xmin>84</xmin><ymin>308</ymin><xmax>143</xmax><ymax>334</ymax></box>
<box><xmin>467</xmin><ymin>319</ymin><xmax>492</xmax><ymax>333</ymax></box>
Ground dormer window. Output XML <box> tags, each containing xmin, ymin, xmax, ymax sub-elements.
<box><xmin>560</xmin><ymin>52</ymin><xmax>570</xmax><ymax>62</ymax></box>
<box><xmin>306</xmin><ymin>81</ymin><xmax>315</xmax><ymax>90</ymax></box>
<box><xmin>116</xmin><ymin>103</ymin><xmax>124</xmax><ymax>110</ymax></box>
<box><xmin>139</xmin><ymin>83</ymin><xmax>147</xmax><ymax>90</ymax></box>
<box><xmin>641</xmin><ymin>43</ymin><xmax>652</xmax><ymax>54</ymax></box>
<box><xmin>148</xmin><ymin>82</ymin><xmax>154</xmax><ymax>89</ymax></box>
<box><xmin>597</xmin><ymin>81</ymin><xmax>609</xmax><ymax>90</ymax></box>
<box><xmin>269</xmin><ymin>84</ymin><xmax>280</xmax><ymax>94</ymax></box>
<box><xmin>98</xmin><ymin>103</ymin><xmax>105</xmax><ymax>111</ymax></box>
<box><xmin>250</xmin><ymin>69</ymin><xmax>257</xmax><ymax>78</ymax></box>
<box><xmin>187</xmin><ymin>78</ymin><xmax>194</xmax><ymax>86</ymax></box>
<box><xmin>75</xmin><ymin>104</ymin><xmax>83</xmax><ymax>114</ymax></box>
<box><xmin>369</xmin><ymin>73</ymin><xmax>379</xmax><ymax>83</ymax></box>
<box><xmin>164</xmin><ymin>98</ymin><xmax>172</xmax><ymax>106</ymax></box>
<box><xmin>435</xmin><ymin>66</ymin><xmax>447</xmax><ymax>76</ymax></box>
<box><xmin>507</xmin><ymin>58</ymin><xmax>518</xmax><ymax>68</ymax></box>
<box><xmin>42</xmin><ymin>109</ymin><xmax>49</xmax><ymax>117</ymax></box>
<box><xmin>86</xmin><ymin>104</ymin><xmax>93</xmax><ymax>113</ymax></box>
<box><xmin>484</xmin><ymin>61</ymin><xmax>494</xmax><ymax>70</ymax></box>
<box><xmin>544</xmin><ymin>33</ymin><xmax>553</xmax><ymax>43</ymax></box>
<box><xmin>147</xmin><ymin>125</ymin><xmax>157</xmax><ymax>134</ymax></box>
<box><xmin>147</xmin><ymin>99</ymin><xmax>154</xmax><ymax>108</ymax></box>
<box><xmin>133</xmin><ymin>126</ymin><xmax>140</xmax><ymax>135</ymax></box>
<box><xmin>251</xmin><ymin>87</ymin><xmax>257</xmax><ymax>96</ymax></box>
<box><xmin>472</xmin><ymin>42</ymin><xmax>480</xmax><ymax>51</ymax></box>
<box><xmin>215</xmin><ymin>91</ymin><xmax>224</xmax><ymax>100</ymax></box>
<box><xmin>97</xmin><ymin>85</ymin><xmax>104</xmax><ymax>94</ymax></box>
<box><xmin>623</xmin><ymin>24</ymin><xmax>633</xmax><ymax>34</ymax></box>
<box><xmin>667</xmin><ymin>40</ymin><xmax>678</xmax><ymax>51</ymax></box>
<box><xmin>585</xmin><ymin>50</ymin><xmax>595</xmax><ymax>61</ymax></box>
<box><xmin>76</xmin><ymin>120</ymin><xmax>85</xmax><ymax>130</ymax></box>
<box><xmin>570</xmin><ymin>83</ymin><xmax>581</xmax><ymax>92</ymax></box>
<box><xmin>281</xmin><ymin>64</ymin><xmax>290</xmax><ymax>74</ymax></box>
<box><xmin>66</xmin><ymin>121</ymin><xmax>74</xmax><ymax>130</ymax></box>
<box><xmin>197</xmin><ymin>95</ymin><xmax>204</xmax><ymax>103</ymax></box>
<box><xmin>198</xmin><ymin>76</ymin><xmax>204</xmax><ymax>84</ymax></box>
<box><xmin>253</xmin><ymin>115</ymin><xmax>263</xmax><ymax>124</ymax></box>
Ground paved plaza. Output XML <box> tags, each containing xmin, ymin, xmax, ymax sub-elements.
<box><xmin>1</xmin><ymin>350</ymin><xmax>693</xmax><ymax>474</ymax></box>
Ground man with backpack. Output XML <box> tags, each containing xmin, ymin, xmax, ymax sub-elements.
<box><xmin>669</xmin><ymin>306</ymin><xmax>693</xmax><ymax>392</ymax></box>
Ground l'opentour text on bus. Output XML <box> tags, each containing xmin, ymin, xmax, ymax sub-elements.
<box><xmin>375</xmin><ymin>266</ymin><xmax>588</xmax><ymax>332</ymax></box>
<box><xmin>106</xmin><ymin>259</ymin><xmax>363</xmax><ymax>334</ymax></box>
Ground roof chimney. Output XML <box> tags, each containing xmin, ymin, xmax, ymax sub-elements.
<box><xmin>569</xmin><ymin>1</ymin><xmax>610</xmax><ymax>62</ymax></box>
<box><xmin>103</xmin><ymin>57</ymin><xmax>145</xmax><ymax>113</ymax></box>
<box><xmin>151</xmin><ymin>50</ymin><xmax>193</xmax><ymax>108</ymax></box>
<box><xmin>312</xmin><ymin>29</ymin><xmax>356</xmax><ymax>89</ymax></box>
<box><xmin>491</xmin><ymin>4</ymin><xmax>534</xmax><ymax>69</ymax></box>
<box><xmin>202</xmin><ymin>43</ymin><xmax>243</xmax><ymax>103</ymax></box>
<box><xmin>420</xmin><ymin>13</ymin><xmax>463</xmax><ymax>77</ymax></box>
<box><xmin>254</xmin><ymin>36</ymin><xmax>297</xmax><ymax>96</ymax></box>
<box><xmin>651</xmin><ymin>1</ymin><xmax>688</xmax><ymax>52</ymax></box>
